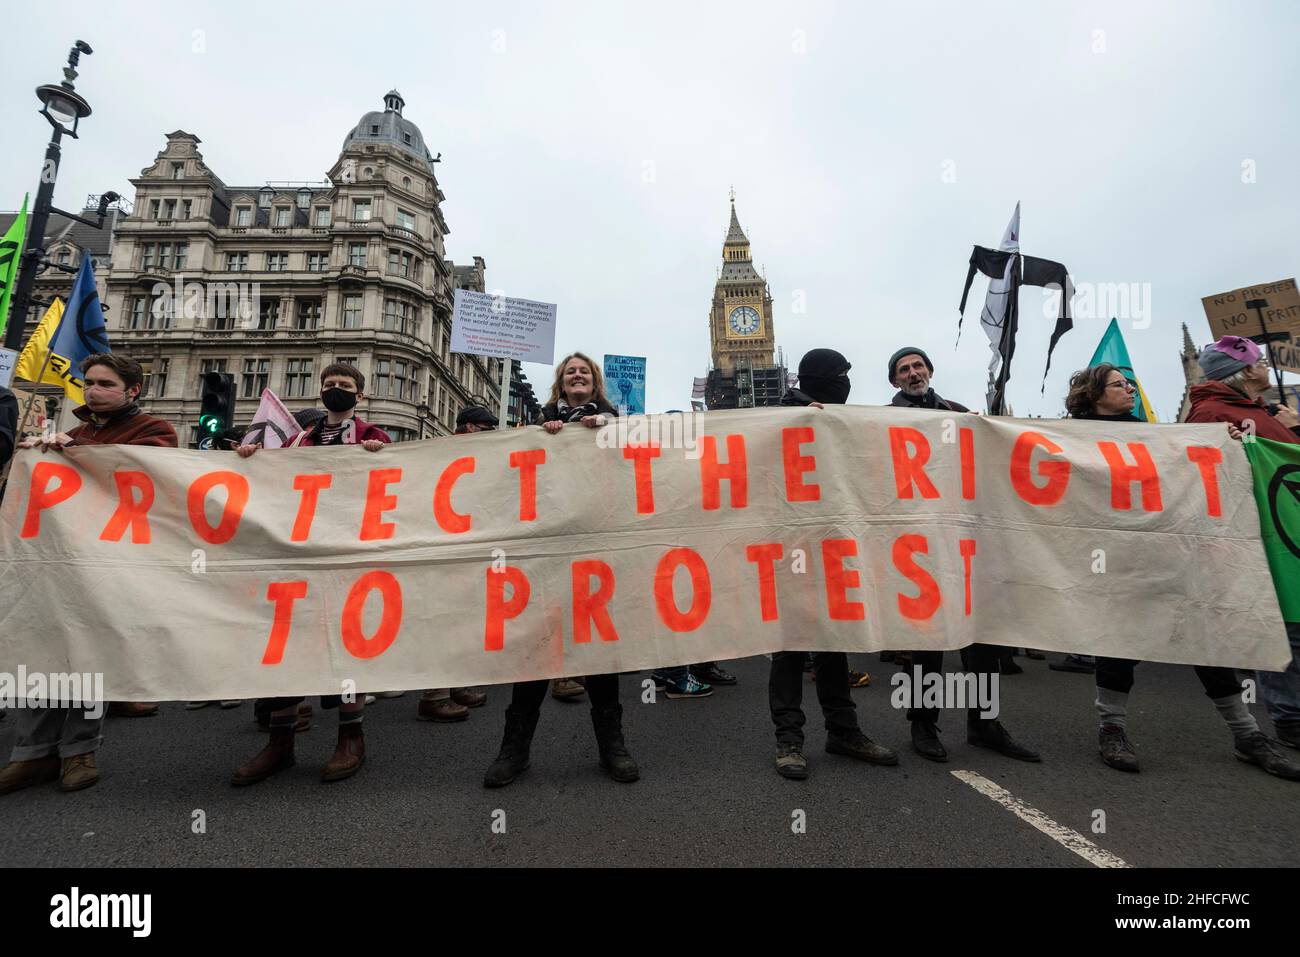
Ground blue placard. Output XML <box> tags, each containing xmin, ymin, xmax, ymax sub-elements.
<box><xmin>603</xmin><ymin>354</ymin><xmax>646</xmax><ymax>415</ymax></box>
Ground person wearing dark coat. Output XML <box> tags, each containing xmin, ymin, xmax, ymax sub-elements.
<box><xmin>769</xmin><ymin>348</ymin><xmax>900</xmax><ymax>780</ymax></box>
<box><xmin>885</xmin><ymin>346</ymin><xmax>1041</xmax><ymax>764</ymax></box>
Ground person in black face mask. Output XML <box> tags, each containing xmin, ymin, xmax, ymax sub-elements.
<box><xmin>769</xmin><ymin>349</ymin><xmax>900</xmax><ymax>780</ymax></box>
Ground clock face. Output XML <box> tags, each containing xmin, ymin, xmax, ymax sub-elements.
<box><xmin>729</xmin><ymin>306</ymin><xmax>760</xmax><ymax>336</ymax></box>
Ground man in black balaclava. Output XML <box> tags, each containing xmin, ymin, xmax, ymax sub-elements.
<box><xmin>884</xmin><ymin>345</ymin><xmax>1041</xmax><ymax>765</ymax></box>
<box><xmin>768</xmin><ymin>349</ymin><xmax>900</xmax><ymax>780</ymax></box>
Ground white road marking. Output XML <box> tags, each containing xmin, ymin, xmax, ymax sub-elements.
<box><xmin>951</xmin><ymin>769</ymin><xmax>1131</xmax><ymax>868</ymax></box>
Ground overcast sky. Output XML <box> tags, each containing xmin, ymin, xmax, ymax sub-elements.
<box><xmin>4</xmin><ymin>0</ymin><xmax>1298</xmax><ymax>416</ymax></box>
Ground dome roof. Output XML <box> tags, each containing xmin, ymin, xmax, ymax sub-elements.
<box><xmin>341</xmin><ymin>91</ymin><xmax>437</xmax><ymax>173</ymax></box>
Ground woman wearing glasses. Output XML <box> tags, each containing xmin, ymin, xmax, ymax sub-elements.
<box><xmin>1067</xmin><ymin>358</ymin><xmax>1299</xmax><ymax>780</ymax></box>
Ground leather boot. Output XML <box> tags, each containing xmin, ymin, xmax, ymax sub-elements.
<box><xmin>418</xmin><ymin>695</ymin><xmax>468</xmax><ymax>722</ymax></box>
<box><xmin>452</xmin><ymin>688</ymin><xmax>488</xmax><ymax>708</ymax></box>
<box><xmin>60</xmin><ymin>753</ymin><xmax>99</xmax><ymax>792</ymax></box>
<box><xmin>591</xmin><ymin>703</ymin><xmax>640</xmax><ymax>782</ymax></box>
<box><xmin>0</xmin><ymin>756</ymin><xmax>60</xmax><ymax>795</ymax></box>
<box><xmin>967</xmin><ymin>714</ymin><xmax>1041</xmax><ymax>762</ymax></box>
<box><xmin>911</xmin><ymin>719</ymin><xmax>948</xmax><ymax>762</ymax></box>
<box><xmin>484</xmin><ymin>707</ymin><xmax>540</xmax><ymax>787</ymax></box>
<box><xmin>321</xmin><ymin>722</ymin><xmax>365</xmax><ymax>782</ymax></box>
<box><xmin>232</xmin><ymin>725</ymin><xmax>295</xmax><ymax>786</ymax></box>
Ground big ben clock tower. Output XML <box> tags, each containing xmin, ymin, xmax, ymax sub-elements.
<box><xmin>705</xmin><ymin>195</ymin><xmax>784</xmax><ymax>408</ymax></box>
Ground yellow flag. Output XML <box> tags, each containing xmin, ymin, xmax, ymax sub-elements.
<box><xmin>14</xmin><ymin>298</ymin><xmax>84</xmax><ymax>405</ymax></box>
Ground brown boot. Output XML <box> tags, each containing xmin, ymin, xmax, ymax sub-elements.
<box><xmin>294</xmin><ymin>703</ymin><xmax>312</xmax><ymax>733</ymax></box>
<box><xmin>109</xmin><ymin>701</ymin><xmax>160</xmax><ymax>718</ymax></box>
<box><xmin>321</xmin><ymin>722</ymin><xmax>365</xmax><ymax>782</ymax></box>
<box><xmin>0</xmin><ymin>756</ymin><xmax>60</xmax><ymax>795</ymax></box>
<box><xmin>60</xmin><ymin>753</ymin><xmax>99</xmax><ymax>792</ymax></box>
<box><xmin>451</xmin><ymin>688</ymin><xmax>488</xmax><ymax>708</ymax></box>
<box><xmin>551</xmin><ymin>678</ymin><xmax>586</xmax><ymax>701</ymax></box>
<box><xmin>232</xmin><ymin>725</ymin><xmax>295</xmax><ymax>786</ymax></box>
<box><xmin>418</xmin><ymin>696</ymin><xmax>469</xmax><ymax>722</ymax></box>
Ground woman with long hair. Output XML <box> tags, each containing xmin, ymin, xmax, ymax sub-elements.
<box><xmin>483</xmin><ymin>352</ymin><xmax>638</xmax><ymax>787</ymax></box>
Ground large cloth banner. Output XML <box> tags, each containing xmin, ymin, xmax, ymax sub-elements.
<box><xmin>0</xmin><ymin>406</ymin><xmax>1290</xmax><ymax>701</ymax></box>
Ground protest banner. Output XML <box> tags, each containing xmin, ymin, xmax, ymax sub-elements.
<box><xmin>0</xmin><ymin>406</ymin><xmax>1290</xmax><ymax>701</ymax></box>
<box><xmin>603</xmin><ymin>354</ymin><xmax>646</xmax><ymax>414</ymax></box>
<box><xmin>450</xmin><ymin>288</ymin><xmax>556</xmax><ymax>365</ymax></box>
<box><xmin>1201</xmin><ymin>278</ymin><xmax>1300</xmax><ymax>343</ymax></box>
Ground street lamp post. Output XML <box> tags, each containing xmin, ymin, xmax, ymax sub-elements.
<box><xmin>3</xmin><ymin>41</ymin><xmax>96</xmax><ymax>353</ymax></box>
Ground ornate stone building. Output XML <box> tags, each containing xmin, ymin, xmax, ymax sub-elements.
<box><xmin>704</xmin><ymin>197</ymin><xmax>786</xmax><ymax>409</ymax></box>
<box><xmin>105</xmin><ymin>91</ymin><xmax>500</xmax><ymax>445</ymax></box>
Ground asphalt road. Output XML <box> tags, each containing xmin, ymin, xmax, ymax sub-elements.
<box><xmin>2</xmin><ymin>654</ymin><xmax>1296</xmax><ymax>867</ymax></box>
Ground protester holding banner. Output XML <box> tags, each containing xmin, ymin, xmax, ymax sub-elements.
<box><xmin>417</xmin><ymin>405</ymin><xmax>494</xmax><ymax>722</ymax></box>
<box><xmin>766</xmin><ymin>348</ymin><xmax>899</xmax><ymax>780</ymax></box>
<box><xmin>885</xmin><ymin>346</ymin><xmax>1041</xmax><ymax>764</ymax></box>
<box><xmin>537</xmin><ymin>352</ymin><xmax>620</xmax><ymax>701</ymax></box>
<box><xmin>1190</xmin><ymin>338</ymin><xmax>1300</xmax><ymax>763</ymax></box>
<box><xmin>0</xmin><ymin>353</ymin><xmax>177</xmax><ymax>796</ymax></box>
<box><xmin>231</xmin><ymin>363</ymin><xmax>389</xmax><ymax>785</ymax></box>
<box><xmin>483</xmin><ymin>352</ymin><xmax>638</xmax><ymax>787</ymax></box>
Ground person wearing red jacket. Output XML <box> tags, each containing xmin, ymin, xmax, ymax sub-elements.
<box><xmin>0</xmin><ymin>353</ymin><xmax>178</xmax><ymax>796</ymax></box>
<box><xmin>231</xmin><ymin>362</ymin><xmax>390</xmax><ymax>785</ymax></box>
<box><xmin>1188</xmin><ymin>336</ymin><xmax>1300</xmax><ymax>764</ymax></box>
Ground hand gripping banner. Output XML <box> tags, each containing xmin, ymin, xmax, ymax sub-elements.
<box><xmin>0</xmin><ymin>406</ymin><xmax>1290</xmax><ymax>701</ymax></box>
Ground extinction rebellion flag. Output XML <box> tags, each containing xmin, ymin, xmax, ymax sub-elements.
<box><xmin>1245</xmin><ymin>436</ymin><xmax>1300</xmax><ymax>621</ymax></box>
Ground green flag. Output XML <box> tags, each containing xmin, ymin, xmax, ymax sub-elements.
<box><xmin>1245</xmin><ymin>436</ymin><xmax>1300</xmax><ymax>621</ymax></box>
<box><xmin>0</xmin><ymin>194</ymin><xmax>30</xmax><ymax>339</ymax></box>
<box><xmin>1088</xmin><ymin>317</ymin><xmax>1156</xmax><ymax>422</ymax></box>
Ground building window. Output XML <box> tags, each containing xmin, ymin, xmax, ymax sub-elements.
<box><xmin>142</xmin><ymin>358</ymin><xmax>169</xmax><ymax>397</ymax></box>
<box><xmin>387</xmin><ymin>249</ymin><xmax>412</xmax><ymax>278</ymax></box>
<box><xmin>274</xmin><ymin>207</ymin><xmax>291</xmax><ymax>227</ymax></box>
<box><xmin>258</xmin><ymin>188</ymin><xmax>272</xmax><ymax>208</ymax></box>
<box><xmin>258</xmin><ymin>300</ymin><xmax>279</xmax><ymax>330</ymax></box>
<box><xmin>313</xmin><ymin>207</ymin><xmax>331</xmax><ymax>227</ymax></box>
<box><xmin>201</xmin><ymin>358</ymin><xmax>229</xmax><ymax>375</ymax></box>
<box><xmin>163</xmin><ymin>199</ymin><xmax>177</xmax><ymax>220</ymax></box>
<box><xmin>235</xmin><ymin>206</ymin><xmax>252</xmax><ymax>226</ymax></box>
<box><xmin>188</xmin><ymin>426</ymin><xmax>199</xmax><ymax>448</ymax></box>
<box><xmin>174</xmin><ymin>243</ymin><xmax>188</xmax><ymax>270</ymax></box>
<box><xmin>403</xmin><ymin>132</ymin><xmax>412</xmax><ymax>145</ymax></box>
<box><xmin>413</xmin><ymin>258</ymin><xmax>422</xmax><ymax>282</ymax></box>
<box><xmin>342</xmin><ymin>295</ymin><xmax>363</xmax><ymax>329</ymax></box>
<box><xmin>171</xmin><ymin>163</ymin><xmax>184</xmax><ymax>180</ymax></box>
<box><xmin>266</xmin><ymin>252</ymin><xmax>289</xmax><ymax>272</ymax></box>
<box><xmin>284</xmin><ymin>358</ymin><xmax>314</xmax><ymax>397</ymax></box>
<box><xmin>396</xmin><ymin>208</ymin><xmax>417</xmax><ymax>233</ymax></box>
<box><xmin>372</xmin><ymin>356</ymin><xmax>413</xmax><ymax>400</ymax></box>
<box><xmin>307</xmin><ymin>252</ymin><xmax>329</xmax><ymax>272</ymax></box>
<box><xmin>211</xmin><ymin>296</ymin><xmax>237</xmax><ymax>330</ymax></box>
<box><xmin>352</xmin><ymin>199</ymin><xmax>371</xmax><ymax>221</ymax></box>
<box><xmin>129</xmin><ymin>297</ymin><xmax>147</xmax><ymax>330</ymax></box>
<box><xmin>226</xmin><ymin>252</ymin><xmax>248</xmax><ymax>271</ymax></box>
<box><xmin>159</xmin><ymin>243</ymin><xmax>173</xmax><ymax>270</ymax></box>
<box><xmin>402</xmin><ymin>176</ymin><xmax>411</xmax><ymax>190</ymax></box>
<box><xmin>382</xmin><ymin>298</ymin><xmax>415</xmax><ymax>335</ymax></box>
<box><xmin>141</xmin><ymin>244</ymin><xmax>156</xmax><ymax>269</ymax></box>
<box><xmin>242</xmin><ymin>358</ymin><xmax>270</xmax><ymax>398</ymax></box>
<box><xmin>370</xmin><ymin>124</ymin><xmax>379</xmax><ymax>135</ymax></box>
<box><xmin>348</xmin><ymin>243</ymin><xmax>366</xmax><ymax>267</ymax></box>
<box><xmin>296</xmin><ymin>189</ymin><xmax>312</xmax><ymax>210</ymax></box>
<box><xmin>149</xmin><ymin>199</ymin><xmax>160</xmax><ymax>219</ymax></box>
<box><xmin>182</xmin><ymin>199</ymin><xmax>193</xmax><ymax>219</ymax></box>
<box><xmin>295</xmin><ymin>299</ymin><xmax>322</xmax><ymax>330</ymax></box>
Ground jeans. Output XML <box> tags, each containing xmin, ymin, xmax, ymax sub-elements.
<box><xmin>9</xmin><ymin>706</ymin><xmax>103</xmax><ymax>761</ymax></box>
<box><xmin>511</xmin><ymin>674</ymin><xmax>619</xmax><ymax>714</ymax></box>
<box><xmin>906</xmin><ymin>644</ymin><xmax>1001</xmax><ymax>724</ymax></box>
<box><xmin>1259</xmin><ymin>622</ymin><xmax>1300</xmax><ymax>731</ymax></box>
<box><xmin>1096</xmin><ymin>657</ymin><xmax>1242</xmax><ymax>699</ymax></box>
<box><xmin>769</xmin><ymin>651</ymin><xmax>858</xmax><ymax>746</ymax></box>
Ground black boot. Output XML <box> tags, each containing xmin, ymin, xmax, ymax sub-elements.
<box><xmin>967</xmin><ymin>714</ymin><xmax>1041</xmax><ymax>762</ymax></box>
<box><xmin>910</xmin><ymin>719</ymin><xmax>948</xmax><ymax>762</ymax></box>
<box><xmin>591</xmin><ymin>703</ymin><xmax>640</xmax><ymax>783</ymax></box>
<box><xmin>483</xmin><ymin>707</ymin><xmax>540</xmax><ymax>788</ymax></box>
<box><xmin>1099</xmin><ymin>724</ymin><xmax>1139</xmax><ymax>772</ymax></box>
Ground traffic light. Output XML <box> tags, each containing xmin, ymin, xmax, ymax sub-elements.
<box><xmin>198</xmin><ymin>372</ymin><xmax>236</xmax><ymax>449</ymax></box>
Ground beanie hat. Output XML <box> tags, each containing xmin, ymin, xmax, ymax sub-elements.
<box><xmin>1198</xmin><ymin>336</ymin><xmax>1262</xmax><ymax>381</ymax></box>
<box><xmin>888</xmin><ymin>347</ymin><xmax>934</xmax><ymax>385</ymax></box>
<box><xmin>798</xmin><ymin>348</ymin><xmax>851</xmax><ymax>378</ymax></box>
